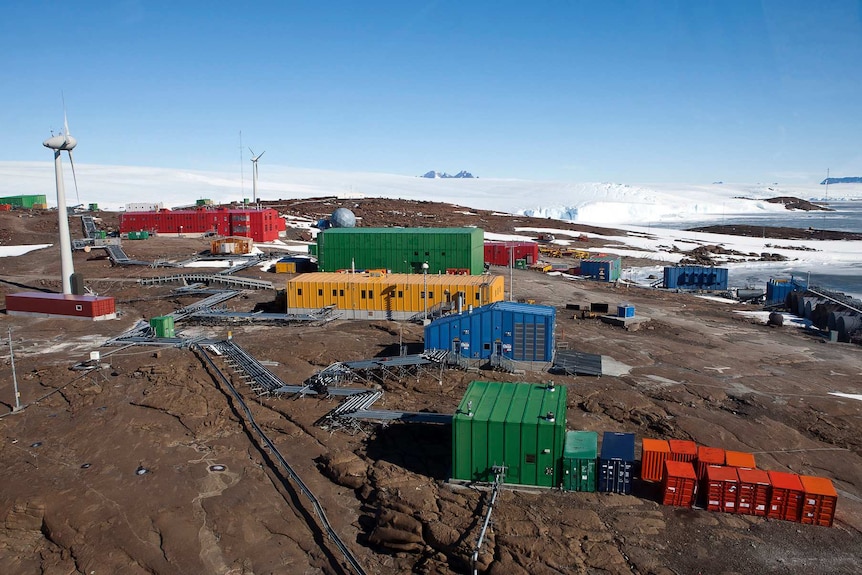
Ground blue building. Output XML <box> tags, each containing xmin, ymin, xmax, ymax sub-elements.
<box><xmin>424</xmin><ymin>301</ymin><xmax>556</xmax><ymax>362</ymax></box>
<box><xmin>663</xmin><ymin>266</ymin><xmax>728</xmax><ymax>291</ymax></box>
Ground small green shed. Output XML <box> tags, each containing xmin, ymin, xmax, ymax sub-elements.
<box><xmin>149</xmin><ymin>316</ymin><xmax>175</xmax><ymax>338</ymax></box>
<box><xmin>452</xmin><ymin>381</ymin><xmax>567</xmax><ymax>487</ymax></box>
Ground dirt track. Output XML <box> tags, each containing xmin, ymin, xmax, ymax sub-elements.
<box><xmin>1</xmin><ymin>203</ymin><xmax>861</xmax><ymax>574</ymax></box>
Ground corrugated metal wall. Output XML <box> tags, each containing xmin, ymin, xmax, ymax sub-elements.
<box><xmin>316</xmin><ymin>228</ymin><xmax>485</xmax><ymax>274</ymax></box>
<box><xmin>452</xmin><ymin>381</ymin><xmax>566</xmax><ymax>486</ymax></box>
<box><xmin>286</xmin><ymin>272</ymin><xmax>504</xmax><ymax>319</ymax></box>
<box><xmin>423</xmin><ymin>301</ymin><xmax>556</xmax><ymax>361</ymax></box>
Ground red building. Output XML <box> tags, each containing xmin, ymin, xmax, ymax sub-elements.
<box><xmin>484</xmin><ymin>241</ymin><xmax>539</xmax><ymax>266</ymax></box>
<box><xmin>119</xmin><ymin>207</ymin><xmax>286</xmax><ymax>242</ymax></box>
<box><xmin>5</xmin><ymin>292</ymin><xmax>117</xmax><ymax>321</ymax></box>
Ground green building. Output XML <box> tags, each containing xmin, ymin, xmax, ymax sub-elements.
<box><xmin>0</xmin><ymin>194</ymin><xmax>47</xmax><ymax>208</ymax></box>
<box><xmin>149</xmin><ymin>316</ymin><xmax>175</xmax><ymax>338</ymax></box>
<box><xmin>316</xmin><ymin>227</ymin><xmax>485</xmax><ymax>275</ymax></box>
<box><xmin>452</xmin><ymin>381</ymin><xmax>567</xmax><ymax>487</ymax></box>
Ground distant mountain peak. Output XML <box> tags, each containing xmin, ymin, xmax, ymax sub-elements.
<box><xmin>421</xmin><ymin>170</ymin><xmax>475</xmax><ymax>179</ymax></box>
<box><xmin>822</xmin><ymin>176</ymin><xmax>862</xmax><ymax>185</ymax></box>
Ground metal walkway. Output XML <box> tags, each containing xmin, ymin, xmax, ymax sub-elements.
<box><xmin>172</xmin><ymin>290</ymin><xmax>243</xmax><ymax>321</ymax></box>
<box><xmin>208</xmin><ymin>340</ymin><xmax>286</xmax><ymax>395</ymax></box>
<box><xmin>186</xmin><ymin>307</ymin><xmax>340</xmax><ymax>325</ymax></box>
<box><xmin>140</xmin><ymin>273</ymin><xmax>274</xmax><ymax>290</ymax></box>
<box><xmin>193</xmin><ymin>344</ymin><xmax>367</xmax><ymax>575</ymax></box>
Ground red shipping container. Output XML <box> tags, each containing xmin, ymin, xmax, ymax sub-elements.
<box><xmin>704</xmin><ymin>465</ymin><xmax>739</xmax><ymax>513</ymax></box>
<box><xmin>767</xmin><ymin>471</ymin><xmax>804</xmax><ymax>522</ymax></box>
<box><xmin>5</xmin><ymin>292</ymin><xmax>117</xmax><ymax>321</ymax></box>
<box><xmin>0</xmin><ymin>203</ymin><xmax>11</xmax><ymax>211</ymax></box>
<box><xmin>661</xmin><ymin>460</ymin><xmax>697</xmax><ymax>507</ymax></box>
<box><xmin>799</xmin><ymin>475</ymin><xmax>838</xmax><ymax>527</ymax></box>
<box><xmin>641</xmin><ymin>438</ymin><xmax>671</xmax><ymax>482</ymax></box>
<box><xmin>736</xmin><ymin>468</ymin><xmax>771</xmax><ymax>516</ymax></box>
<box><xmin>668</xmin><ymin>439</ymin><xmax>697</xmax><ymax>463</ymax></box>
<box><xmin>696</xmin><ymin>446</ymin><xmax>726</xmax><ymax>480</ymax></box>
<box><xmin>725</xmin><ymin>450</ymin><xmax>756</xmax><ymax>469</ymax></box>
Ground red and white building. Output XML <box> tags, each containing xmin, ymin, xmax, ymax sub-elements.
<box><xmin>119</xmin><ymin>207</ymin><xmax>286</xmax><ymax>242</ymax></box>
<box><xmin>5</xmin><ymin>292</ymin><xmax>117</xmax><ymax>321</ymax></box>
<box><xmin>484</xmin><ymin>241</ymin><xmax>539</xmax><ymax>266</ymax></box>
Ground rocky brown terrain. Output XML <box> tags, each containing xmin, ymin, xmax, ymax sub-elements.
<box><xmin>1</xmin><ymin>200</ymin><xmax>860</xmax><ymax>575</ymax></box>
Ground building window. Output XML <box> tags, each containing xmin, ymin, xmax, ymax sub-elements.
<box><xmin>318</xmin><ymin>289</ymin><xmax>323</xmax><ymax>296</ymax></box>
<box><xmin>297</xmin><ymin>288</ymin><xmax>302</xmax><ymax>296</ymax></box>
<box><xmin>361</xmin><ymin>290</ymin><xmax>367</xmax><ymax>299</ymax></box>
<box><xmin>484</xmin><ymin>343</ymin><xmax>491</xmax><ymax>350</ymax></box>
<box><xmin>397</xmin><ymin>290</ymin><xmax>403</xmax><ymax>298</ymax></box>
<box><xmin>75</xmin><ymin>305</ymin><xmax>83</xmax><ymax>311</ymax></box>
<box><xmin>339</xmin><ymin>289</ymin><xmax>344</xmax><ymax>297</ymax></box>
<box><xmin>525</xmin><ymin>454</ymin><xmax>536</xmax><ymax>464</ymax></box>
<box><xmin>428</xmin><ymin>291</ymin><xmax>433</xmax><ymax>299</ymax></box>
<box><xmin>475</xmin><ymin>292</ymin><xmax>480</xmax><ymax>300</ymax></box>
<box><xmin>332</xmin><ymin>289</ymin><xmax>337</xmax><ymax>296</ymax></box>
<box><xmin>368</xmin><ymin>290</ymin><xmax>374</xmax><ymax>299</ymax></box>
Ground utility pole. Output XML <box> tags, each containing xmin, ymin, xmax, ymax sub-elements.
<box><xmin>8</xmin><ymin>328</ymin><xmax>21</xmax><ymax>412</ymax></box>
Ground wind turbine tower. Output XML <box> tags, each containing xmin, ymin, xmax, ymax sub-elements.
<box><xmin>249</xmin><ymin>148</ymin><xmax>265</xmax><ymax>204</ymax></box>
<box><xmin>43</xmin><ymin>113</ymin><xmax>78</xmax><ymax>295</ymax></box>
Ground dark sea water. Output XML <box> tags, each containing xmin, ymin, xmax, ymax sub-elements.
<box><xmin>649</xmin><ymin>201</ymin><xmax>862</xmax><ymax>300</ymax></box>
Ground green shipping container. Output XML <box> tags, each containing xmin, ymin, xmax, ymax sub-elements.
<box><xmin>149</xmin><ymin>316</ymin><xmax>175</xmax><ymax>338</ymax></box>
<box><xmin>0</xmin><ymin>194</ymin><xmax>47</xmax><ymax>209</ymax></box>
<box><xmin>88</xmin><ymin>203</ymin><xmax>99</xmax><ymax>211</ymax></box>
<box><xmin>316</xmin><ymin>227</ymin><xmax>485</xmax><ymax>275</ymax></box>
<box><xmin>128</xmin><ymin>231</ymin><xmax>150</xmax><ymax>240</ymax></box>
<box><xmin>452</xmin><ymin>381</ymin><xmax>567</xmax><ymax>487</ymax></box>
<box><xmin>563</xmin><ymin>430</ymin><xmax>598</xmax><ymax>492</ymax></box>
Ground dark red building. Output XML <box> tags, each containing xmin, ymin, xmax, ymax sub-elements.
<box><xmin>5</xmin><ymin>292</ymin><xmax>117</xmax><ymax>321</ymax></box>
<box><xmin>120</xmin><ymin>207</ymin><xmax>286</xmax><ymax>242</ymax></box>
<box><xmin>484</xmin><ymin>241</ymin><xmax>539</xmax><ymax>266</ymax></box>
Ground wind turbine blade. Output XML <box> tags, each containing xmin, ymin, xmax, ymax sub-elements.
<box><xmin>68</xmin><ymin>150</ymin><xmax>81</xmax><ymax>204</ymax></box>
<box><xmin>249</xmin><ymin>147</ymin><xmax>255</xmax><ymax>158</ymax></box>
<box><xmin>257</xmin><ymin>150</ymin><xmax>265</xmax><ymax>160</ymax></box>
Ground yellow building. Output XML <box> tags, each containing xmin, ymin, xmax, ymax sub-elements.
<box><xmin>286</xmin><ymin>272</ymin><xmax>505</xmax><ymax>320</ymax></box>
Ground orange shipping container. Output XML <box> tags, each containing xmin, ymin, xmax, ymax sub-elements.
<box><xmin>696</xmin><ymin>446</ymin><xmax>725</xmax><ymax>480</ymax></box>
<box><xmin>641</xmin><ymin>438</ymin><xmax>671</xmax><ymax>482</ymax></box>
<box><xmin>799</xmin><ymin>475</ymin><xmax>838</xmax><ymax>527</ymax></box>
<box><xmin>661</xmin><ymin>460</ymin><xmax>697</xmax><ymax>507</ymax></box>
<box><xmin>668</xmin><ymin>439</ymin><xmax>697</xmax><ymax>463</ymax></box>
<box><xmin>767</xmin><ymin>471</ymin><xmax>804</xmax><ymax>522</ymax></box>
<box><xmin>704</xmin><ymin>465</ymin><xmax>739</xmax><ymax>513</ymax></box>
<box><xmin>736</xmin><ymin>468</ymin><xmax>770</xmax><ymax>516</ymax></box>
<box><xmin>725</xmin><ymin>450</ymin><xmax>756</xmax><ymax>469</ymax></box>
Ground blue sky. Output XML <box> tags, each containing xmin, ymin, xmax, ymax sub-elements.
<box><xmin>1</xmin><ymin>1</ymin><xmax>861</xmax><ymax>184</ymax></box>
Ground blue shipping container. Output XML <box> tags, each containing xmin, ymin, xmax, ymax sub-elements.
<box><xmin>663</xmin><ymin>266</ymin><xmax>728</xmax><ymax>291</ymax></box>
<box><xmin>581</xmin><ymin>256</ymin><xmax>621</xmax><ymax>282</ymax></box>
<box><xmin>424</xmin><ymin>301</ymin><xmax>556</xmax><ymax>362</ymax></box>
<box><xmin>617</xmin><ymin>305</ymin><xmax>635</xmax><ymax>318</ymax></box>
<box><xmin>599</xmin><ymin>432</ymin><xmax>635</xmax><ymax>494</ymax></box>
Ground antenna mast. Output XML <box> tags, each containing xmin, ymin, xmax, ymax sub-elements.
<box><xmin>239</xmin><ymin>131</ymin><xmax>245</xmax><ymax>196</ymax></box>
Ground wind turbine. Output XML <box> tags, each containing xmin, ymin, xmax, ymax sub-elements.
<box><xmin>43</xmin><ymin>112</ymin><xmax>79</xmax><ymax>295</ymax></box>
<box><xmin>249</xmin><ymin>148</ymin><xmax>265</xmax><ymax>204</ymax></box>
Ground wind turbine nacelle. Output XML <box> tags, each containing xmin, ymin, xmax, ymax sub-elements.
<box><xmin>43</xmin><ymin>134</ymin><xmax>77</xmax><ymax>151</ymax></box>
